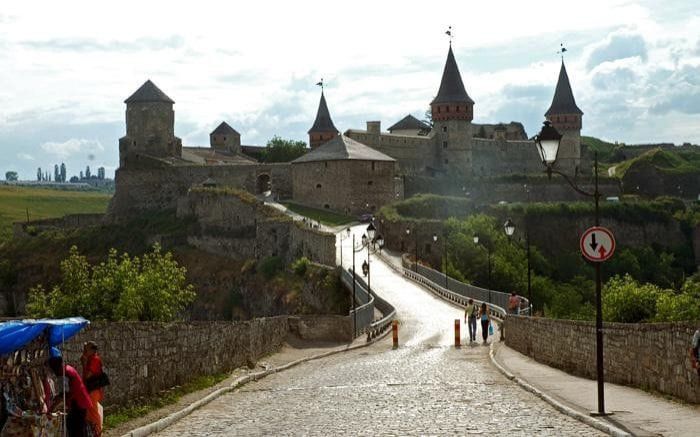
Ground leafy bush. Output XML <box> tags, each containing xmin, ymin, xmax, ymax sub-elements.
<box><xmin>26</xmin><ymin>244</ymin><xmax>196</xmax><ymax>321</ymax></box>
<box><xmin>259</xmin><ymin>256</ymin><xmax>284</xmax><ymax>279</ymax></box>
<box><xmin>291</xmin><ymin>257</ymin><xmax>310</xmax><ymax>276</ymax></box>
<box><xmin>602</xmin><ymin>275</ymin><xmax>667</xmax><ymax>323</ymax></box>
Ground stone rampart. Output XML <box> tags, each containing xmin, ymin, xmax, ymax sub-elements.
<box><xmin>62</xmin><ymin>318</ymin><xmax>290</xmax><ymax>407</ymax></box>
<box><xmin>504</xmin><ymin>317</ymin><xmax>700</xmax><ymax>403</ymax></box>
<box><xmin>290</xmin><ymin>223</ymin><xmax>336</xmax><ymax>266</ymax></box>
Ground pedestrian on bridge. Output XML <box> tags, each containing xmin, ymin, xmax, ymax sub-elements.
<box><xmin>508</xmin><ymin>292</ymin><xmax>520</xmax><ymax>315</ymax></box>
<box><xmin>479</xmin><ymin>302</ymin><xmax>491</xmax><ymax>345</ymax></box>
<box><xmin>692</xmin><ymin>328</ymin><xmax>700</xmax><ymax>377</ymax></box>
<box><xmin>464</xmin><ymin>298</ymin><xmax>478</xmax><ymax>343</ymax></box>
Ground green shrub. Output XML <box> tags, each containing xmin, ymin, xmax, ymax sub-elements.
<box><xmin>259</xmin><ymin>256</ymin><xmax>284</xmax><ymax>279</ymax></box>
<box><xmin>292</xmin><ymin>257</ymin><xmax>310</xmax><ymax>276</ymax></box>
<box><xmin>602</xmin><ymin>275</ymin><xmax>668</xmax><ymax>323</ymax></box>
<box><xmin>26</xmin><ymin>244</ymin><xmax>196</xmax><ymax>321</ymax></box>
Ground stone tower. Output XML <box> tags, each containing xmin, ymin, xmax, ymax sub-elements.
<box><xmin>430</xmin><ymin>45</ymin><xmax>474</xmax><ymax>175</ymax></box>
<box><xmin>119</xmin><ymin>80</ymin><xmax>182</xmax><ymax>167</ymax></box>
<box><xmin>210</xmin><ymin>121</ymin><xmax>241</xmax><ymax>154</ymax></box>
<box><xmin>545</xmin><ymin>61</ymin><xmax>583</xmax><ymax>175</ymax></box>
<box><xmin>308</xmin><ymin>91</ymin><xmax>339</xmax><ymax>149</ymax></box>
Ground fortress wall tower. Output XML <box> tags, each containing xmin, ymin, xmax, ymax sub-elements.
<box><xmin>308</xmin><ymin>91</ymin><xmax>339</xmax><ymax>149</ymax></box>
<box><xmin>119</xmin><ymin>80</ymin><xmax>182</xmax><ymax>167</ymax></box>
<box><xmin>430</xmin><ymin>45</ymin><xmax>475</xmax><ymax>176</ymax></box>
<box><xmin>210</xmin><ymin>122</ymin><xmax>241</xmax><ymax>153</ymax></box>
<box><xmin>545</xmin><ymin>61</ymin><xmax>583</xmax><ymax>176</ymax></box>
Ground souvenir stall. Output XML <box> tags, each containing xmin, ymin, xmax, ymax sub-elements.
<box><xmin>0</xmin><ymin>318</ymin><xmax>89</xmax><ymax>437</ymax></box>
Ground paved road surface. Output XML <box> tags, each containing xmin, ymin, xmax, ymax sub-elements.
<box><xmin>154</xmin><ymin>225</ymin><xmax>603</xmax><ymax>436</ymax></box>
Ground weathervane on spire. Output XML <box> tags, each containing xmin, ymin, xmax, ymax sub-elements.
<box><xmin>558</xmin><ymin>42</ymin><xmax>568</xmax><ymax>60</ymax></box>
<box><xmin>445</xmin><ymin>26</ymin><xmax>453</xmax><ymax>45</ymax></box>
<box><xmin>316</xmin><ymin>78</ymin><xmax>324</xmax><ymax>91</ymax></box>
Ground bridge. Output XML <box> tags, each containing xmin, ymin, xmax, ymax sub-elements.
<box><xmin>151</xmin><ymin>224</ymin><xmax>607</xmax><ymax>436</ymax></box>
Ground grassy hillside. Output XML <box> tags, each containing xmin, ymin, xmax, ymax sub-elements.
<box><xmin>581</xmin><ymin>136</ymin><xmax>619</xmax><ymax>162</ymax></box>
<box><xmin>615</xmin><ymin>147</ymin><xmax>700</xmax><ymax>177</ymax></box>
<box><xmin>0</xmin><ymin>185</ymin><xmax>111</xmax><ymax>242</ymax></box>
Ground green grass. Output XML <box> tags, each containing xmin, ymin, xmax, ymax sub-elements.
<box><xmin>282</xmin><ymin>202</ymin><xmax>354</xmax><ymax>226</ymax></box>
<box><xmin>104</xmin><ymin>372</ymin><xmax>229</xmax><ymax>430</ymax></box>
<box><xmin>581</xmin><ymin>136</ymin><xmax>619</xmax><ymax>162</ymax></box>
<box><xmin>614</xmin><ymin>147</ymin><xmax>700</xmax><ymax>177</ymax></box>
<box><xmin>0</xmin><ymin>186</ymin><xmax>111</xmax><ymax>242</ymax></box>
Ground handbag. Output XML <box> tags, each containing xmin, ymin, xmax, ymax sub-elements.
<box><xmin>85</xmin><ymin>371</ymin><xmax>110</xmax><ymax>392</ymax></box>
<box><xmin>488</xmin><ymin>323</ymin><xmax>494</xmax><ymax>336</ymax></box>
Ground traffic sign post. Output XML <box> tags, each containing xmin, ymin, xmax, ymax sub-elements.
<box><xmin>580</xmin><ymin>227</ymin><xmax>616</xmax><ymax>263</ymax></box>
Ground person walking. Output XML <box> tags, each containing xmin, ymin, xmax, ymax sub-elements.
<box><xmin>464</xmin><ymin>299</ymin><xmax>478</xmax><ymax>342</ymax></box>
<box><xmin>692</xmin><ymin>328</ymin><xmax>700</xmax><ymax>377</ymax></box>
<box><xmin>508</xmin><ymin>292</ymin><xmax>520</xmax><ymax>315</ymax></box>
<box><xmin>81</xmin><ymin>341</ymin><xmax>106</xmax><ymax>436</ymax></box>
<box><xmin>479</xmin><ymin>302</ymin><xmax>491</xmax><ymax>345</ymax></box>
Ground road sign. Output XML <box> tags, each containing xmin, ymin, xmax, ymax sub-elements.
<box><xmin>580</xmin><ymin>226</ymin><xmax>616</xmax><ymax>262</ymax></box>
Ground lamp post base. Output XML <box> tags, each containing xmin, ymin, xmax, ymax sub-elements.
<box><xmin>589</xmin><ymin>411</ymin><xmax>613</xmax><ymax>417</ymax></box>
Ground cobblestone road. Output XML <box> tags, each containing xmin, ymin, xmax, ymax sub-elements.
<box><xmin>155</xmin><ymin>226</ymin><xmax>604</xmax><ymax>436</ymax></box>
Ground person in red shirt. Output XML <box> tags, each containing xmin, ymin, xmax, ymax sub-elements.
<box><xmin>81</xmin><ymin>341</ymin><xmax>104</xmax><ymax>436</ymax></box>
<box><xmin>48</xmin><ymin>355</ymin><xmax>92</xmax><ymax>437</ymax></box>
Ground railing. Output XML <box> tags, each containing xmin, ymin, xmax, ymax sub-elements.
<box><xmin>340</xmin><ymin>267</ymin><xmax>396</xmax><ymax>341</ymax></box>
<box><xmin>402</xmin><ymin>258</ymin><xmax>531</xmax><ymax>316</ymax></box>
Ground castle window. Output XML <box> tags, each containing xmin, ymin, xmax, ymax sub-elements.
<box><xmin>446</xmin><ymin>106</ymin><xmax>450</xmax><ymax>113</ymax></box>
<box><xmin>324</xmin><ymin>204</ymin><xmax>330</xmax><ymax>209</ymax></box>
<box><xmin>443</xmin><ymin>141</ymin><xmax>448</xmax><ymax>149</ymax></box>
<box><xmin>224</xmin><ymin>136</ymin><xmax>226</xmax><ymax>140</ymax></box>
<box><xmin>368</xmin><ymin>181</ymin><xmax>373</xmax><ymax>186</ymax></box>
<box><xmin>324</xmin><ymin>162</ymin><xmax>328</xmax><ymax>168</ymax></box>
<box><xmin>564</xmin><ymin>116</ymin><xmax>567</xmax><ymax>122</ymax></box>
<box><xmin>316</xmin><ymin>183</ymin><xmax>322</xmax><ymax>189</ymax></box>
<box><xmin>456</xmin><ymin>106</ymin><xmax>460</xmax><ymax>112</ymax></box>
<box><xmin>444</xmin><ymin>158</ymin><xmax>449</xmax><ymax>164</ymax></box>
<box><xmin>442</xmin><ymin>126</ymin><xmax>447</xmax><ymax>133</ymax></box>
<box><xmin>371</xmin><ymin>162</ymin><xmax>375</xmax><ymax>170</ymax></box>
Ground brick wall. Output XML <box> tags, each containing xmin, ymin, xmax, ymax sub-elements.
<box><xmin>504</xmin><ymin>317</ymin><xmax>700</xmax><ymax>403</ymax></box>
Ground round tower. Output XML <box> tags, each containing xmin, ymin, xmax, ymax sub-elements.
<box><xmin>545</xmin><ymin>61</ymin><xmax>583</xmax><ymax>175</ymax></box>
<box><xmin>308</xmin><ymin>91</ymin><xmax>339</xmax><ymax>149</ymax></box>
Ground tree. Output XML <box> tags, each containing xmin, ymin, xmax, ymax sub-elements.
<box><xmin>85</xmin><ymin>166</ymin><xmax>91</xmax><ymax>179</ymax></box>
<box><xmin>69</xmin><ymin>176</ymin><xmax>79</xmax><ymax>183</ymax></box>
<box><xmin>54</xmin><ymin>164</ymin><xmax>59</xmax><ymax>182</ymax></box>
<box><xmin>26</xmin><ymin>244</ymin><xmax>196</xmax><ymax>322</ymax></box>
<box><xmin>4</xmin><ymin>171</ymin><xmax>18</xmax><ymax>181</ymax></box>
<box><xmin>37</xmin><ymin>167</ymin><xmax>42</xmax><ymax>182</ymax></box>
<box><xmin>97</xmin><ymin>167</ymin><xmax>105</xmax><ymax>180</ymax></box>
<box><xmin>60</xmin><ymin>163</ymin><xmax>66</xmax><ymax>182</ymax></box>
<box><xmin>261</xmin><ymin>136</ymin><xmax>307</xmax><ymax>162</ymax></box>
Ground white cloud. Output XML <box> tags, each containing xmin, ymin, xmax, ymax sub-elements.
<box><xmin>16</xmin><ymin>153</ymin><xmax>34</xmax><ymax>160</ymax></box>
<box><xmin>40</xmin><ymin>138</ymin><xmax>104</xmax><ymax>159</ymax></box>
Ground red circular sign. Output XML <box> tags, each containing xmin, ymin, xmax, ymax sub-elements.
<box><xmin>580</xmin><ymin>226</ymin><xmax>616</xmax><ymax>262</ymax></box>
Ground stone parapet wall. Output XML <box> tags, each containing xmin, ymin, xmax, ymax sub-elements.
<box><xmin>290</xmin><ymin>224</ymin><xmax>336</xmax><ymax>266</ymax></box>
<box><xmin>504</xmin><ymin>317</ymin><xmax>700</xmax><ymax>403</ymax></box>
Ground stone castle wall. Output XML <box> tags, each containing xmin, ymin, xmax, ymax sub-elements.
<box><xmin>61</xmin><ymin>315</ymin><xmax>354</xmax><ymax>408</ymax></box>
<box><xmin>504</xmin><ymin>317</ymin><xmax>700</xmax><ymax>403</ymax></box>
<box><xmin>62</xmin><ymin>318</ymin><xmax>290</xmax><ymax>407</ymax></box>
<box><xmin>292</xmin><ymin>160</ymin><xmax>398</xmax><ymax>215</ymax></box>
<box><xmin>177</xmin><ymin>189</ymin><xmax>336</xmax><ymax>266</ymax></box>
<box><xmin>471</xmin><ymin>139</ymin><xmax>542</xmax><ymax>177</ymax></box>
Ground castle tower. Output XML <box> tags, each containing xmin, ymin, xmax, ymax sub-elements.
<box><xmin>308</xmin><ymin>91</ymin><xmax>339</xmax><ymax>149</ymax></box>
<box><xmin>119</xmin><ymin>80</ymin><xmax>182</xmax><ymax>167</ymax></box>
<box><xmin>545</xmin><ymin>61</ymin><xmax>583</xmax><ymax>175</ymax></box>
<box><xmin>430</xmin><ymin>45</ymin><xmax>474</xmax><ymax>175</ymax></box>
<box><xmin>210</xmin><ymin>122</ymin><xmax>241</xmax><ymax>154</ymax></box>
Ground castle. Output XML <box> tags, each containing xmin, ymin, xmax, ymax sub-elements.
<box><xmin>109</xmin><ymin>44</ymin><xmax>584</xmax><ymax>218</ymax></box>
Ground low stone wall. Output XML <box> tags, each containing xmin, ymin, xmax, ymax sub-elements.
<box><xmin>504</xmin><ymin>317</ymin><xmax>700</xmax><ymax>403</ymax></box>
<box><xmin>290</xmin><ymin>315</ymin><xmax>353</xmax><ymax>342</ymax></box>
<box><xmin>13</xmin><ymin>213</ymin><xmax>105</xmax><ymax>238</ymax></box>
<box><xmin>62</xmin><ymin>317</ymin><xmax>290</xmax><ymax>407</ymax></box>
<box><xmin>290</xmin><ymin>224</ymin><xmax>336</xmax><ymax>266</ymax></box>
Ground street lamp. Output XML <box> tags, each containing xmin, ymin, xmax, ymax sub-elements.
<box><xmin>503</xmin><ymin>218</ymin><xmax>532</xmax><ymax>311</ymax></box>
<box><xmin>433</xmin><ymin>233</ymin><xmax>448</xmax><ymax>289</ymax></box>
<box><xmin>534</xmin><ymin>120</ymin><xmax>608</xmax><ymax>416</ymax></box>
<box><xmin>376</xmin><ymin>235</ymin><xmax>384</xmax><ymax>253</ymax></box>
<box><xmin>406</xmin><ymin>227</ymin><xmax>418</xmax><ymax>272</ymax></box>
<box><xmin>363</xmin><ymin>222</ymin><xmax>377</xmax><ymax>301</ymax></box>
<box><xmin>473</xmin><ymin>234</ymin><xmax>492</xmax><ymax>302</ymax></box>
<box><xmin>340</xmin><ymin>227</ymin><xmax>351</xmax><ymax>269</ymax></box>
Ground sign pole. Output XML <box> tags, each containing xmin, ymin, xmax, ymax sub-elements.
<box><xmin>593</xmin><ymin>152</ymin><xmax>606</xmax><ymax>416</ymax></box>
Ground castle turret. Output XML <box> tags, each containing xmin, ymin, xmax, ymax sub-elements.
<box><xmin>119</xmin><ymin>80</ymin><xmax>182</xmax><ymax>167</ymax></box>
<box><xmin>210</xmin><ymin>122</ymin><xmax>241</xmax><ymax>154</ymax></box>
<box><xmin>308</xmin><ymin>91</ymin><xmax>339</xmax><ymax>149</ymax></box>
<box><xmin>545</xmin><ymin>61</ymin><xmax>583</xmax><ymax>174</ymax></box>
<box><xmin>430</xmin><ymin>45</ymin><xmax>474</xmax><ymax>175</ymax></box>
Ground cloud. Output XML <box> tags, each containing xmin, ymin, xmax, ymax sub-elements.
<box><xmin>16</xmin><ymin>153</ymin><xmax>34</xmax><ymax>160</ymax></box>
<box><xmin>652</xmin><ymin>92</ymin><xmax>700</xmax><ymax>115</ymax></box>
<box><xmin>586</xmin><ymin>33</ymin><xmax>647</xmax><ymax>70</ymax></box>
<box><xmin>40</xmin><ymin>138</ymin><xmax>104</xmax><ymax>159</ymax></box>
<box><xmin>21</xmin><ymin>35</ymin><xmax>184</xmax><ymax>52</ymax></box>
<box><xmin>591</xmin><ymin>67</ymin><xmax>637</xmax><ymax>90</ymax></box>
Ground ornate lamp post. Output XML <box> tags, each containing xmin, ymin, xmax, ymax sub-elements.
<box><xmin>503</xmin><ymin>218</ymin><xmax>532</xmax><ymax>311</ymax></box>
<box><xmin>534</xmin><ymin>120</ymin><xmax>607</xmax><ymax>416</ymax></box>
<box><xmin>376</xmin><ymin>235</ymin><xmax>384</xmax><ymax>253</ymax></box>
<box><xmin>406</xmin><ymin>227</ymin><xmax>418</xmax><ymax>272</ymax></box>
<box><xmin>473</xmin><ymin>234</ymin><xmax>492</xmax><ymax>302</ymax></box>
<box><xmin>433</xmin><ymin>233</ymin><xmax>448</xmax><ymax>289</ymax></box>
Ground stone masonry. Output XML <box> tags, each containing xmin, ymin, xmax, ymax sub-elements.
<box><xmin>504</xmin><ymin>316</ymin><xmax>700</xmax><ymax>403</ymax></box>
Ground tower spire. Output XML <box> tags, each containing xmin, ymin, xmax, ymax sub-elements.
<box><xmin>430</xmin><ymin>44</ymin><xmax>473</xmax><ymax>122</ymax></box>
<box><xmin>308</xmin><ymin>87</ymin><xmax>339</xmax><ymax>149</ymax></box>
<box><xmin>545</xmin><ymin>59</ymin><xmax>582</xmax><ymax>117</ymax></box>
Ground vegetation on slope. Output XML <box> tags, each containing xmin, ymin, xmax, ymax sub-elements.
<box><xmin>614</xmin><ymin>147</ymin><xmax>700</xmax><ymax>177</ymax></box>
<box><xmin>0</xmin><ymin>185</ymin><xmax>111</xmax><ymax>242</ymax></box>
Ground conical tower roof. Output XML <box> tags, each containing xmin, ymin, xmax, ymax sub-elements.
<box><xmin>124</xmin><ymin>80</ymin><xmax>174</xmax><ymax>104</ymax></box>
<box><xmin>545</xmin><ymin>61</ymin><xmax>583</xmax><ymax>116</ymax></box>
<box><xmin>211</xmin><ymin>121</ymin><xmax>239</xmax><ymax>136</ymax></box>
<box><xmin>431</xmin><ymin>46</ymin><xmax>473</xmax><ymax>105</ymax></box>
<box><xmin>308</xmin><ymin>91</ymin><xmax>339</xmax><ymax>134</ymax></box>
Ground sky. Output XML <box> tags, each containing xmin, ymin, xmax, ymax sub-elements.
<box><xmin>1</xmin><ymin>0</ymin><xmax>699</xmax><ymax>180</ymax></box>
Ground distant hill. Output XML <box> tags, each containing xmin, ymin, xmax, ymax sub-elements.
<box><xmin>581</xmin><ymin>136</ymin><xmax>619</xmax><ymax>162</ymax></box>
<box><xmin>0</xmin><ymin>186</ymin><xmax>111</xmax><ymax>242</ymax></box>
